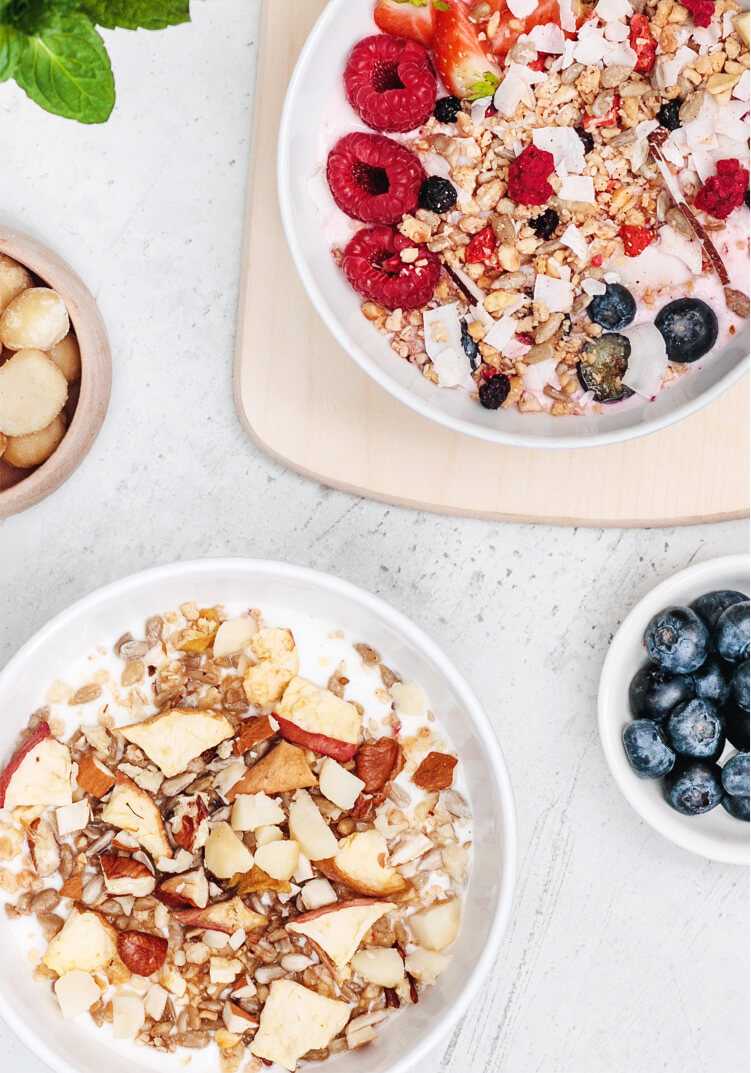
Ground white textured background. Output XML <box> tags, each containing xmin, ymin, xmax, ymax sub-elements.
<box><xmin>0</xmin><ymin>3</ymin><xmax>748</xmax><ymax>1071</ymax></box>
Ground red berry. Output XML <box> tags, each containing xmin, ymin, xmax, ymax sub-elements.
<box><xmin>507</xmin><ymin>145</ymin><xmax>555</xmax><ymax>206</ymax></box>
<box><xmin>680</xmin><ymin>0</ymin><xmax>714</xmax><ymax>27</ymax></box>
<box><xmin>326</xmin><ymin>132</ymin><xmax>425</xmax><ymax>225</ymax></box>
<box><xmin>342</xmin><ymin>225</ymin><xmax>441</xmax><ymax>310</ymax></box>
<box><xmin>465</xmin><ymin>225</ymin><xmax>497</xmax><ymax>264</ymax></box>
<box><xmin>629</xmin><ymin>14</ymin><xmax>656</xmax><ymax>73</ymax></box>
<box><xmin>694</xmin><ymin>158</ymin><xmax>749</xmax><ymax>220</ymax></box>
<box><xmin>619</xmin><ymin>224</ymin><xmax>653</xmax><ymax>257</ymax></box>
<box><xmin>591</xmin><ymin>253</ymin><xmax>603</xmax><ymax>267</ymax></box>
<box><xmin>344</xmin><ymin>35</ymin><xmax>436</xmax><ymax>133</ymax></box>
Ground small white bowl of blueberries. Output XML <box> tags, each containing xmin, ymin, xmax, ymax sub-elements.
<box><xmin>599</xmin><ymin>554</ymin><xmax>749</xmax><ymax>865</ymax></box>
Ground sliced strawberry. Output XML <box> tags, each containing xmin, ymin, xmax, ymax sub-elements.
<box><xmin>432</xmin><ymin>0</ymin><xmax>502</xmax><ymax>100</ymax></box>
<box><xmin>374</xmin><ymin>0</ymin><xmax>434</xmax><ymax>47</ymax></box>
<box><xmin>489</xmin><ymin>0</ymin><xmax>587</xmax><ymax>57</ymax></box>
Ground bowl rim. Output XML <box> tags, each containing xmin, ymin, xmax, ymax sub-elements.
<box><xmin>0</xmin><ymin>226</ymin><xmax>112</xmax><ymax>518</ymax></box>
<box><xmin>0</xmin><ymin>556</ymin><xmax>518</xmax><ymax>1073</ymax></box>
<box><xmin>277</xmin><ymin>0</ymin><xmax>750</xmax><ymax>450</ymax></box>
<box><xmin>598</xmin><ymin>552</ymin><xmax>750</xmax><ymax>865</ymax></box>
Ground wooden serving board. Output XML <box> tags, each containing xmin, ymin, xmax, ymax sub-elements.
<box><xmin>234</xmin><ymin>0</ymin><xmax>749</xmax><ymax>527</ymax></box>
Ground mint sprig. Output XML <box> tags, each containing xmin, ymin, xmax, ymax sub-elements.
<box><xmin>466</xmin><ymin>71</ymin><xmax>500</xmax><ymax>101</ymax></box>
<box><xmin>0</xmin><ymin>0</ymin><xmax>191</xmax><ymax>122</ymax></box>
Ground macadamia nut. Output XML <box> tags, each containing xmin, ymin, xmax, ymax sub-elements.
<box><xmin>0</xmin><ymin>254</ymin><xmax>33</xmax><ymax>316</ymax></box>
<box><xmin>0</xmin><ymin>349</ymin><xmax>68</xmax><ymax>436</ymax></box>
<box><xmin>4</xmin><ymin>413</ymin><xmax>66</xmax><ymax>468</ymax></box>
<box><xmin>48</xmin><ymin>332</ymin><xmax>81</xmax><ymax>382</ymax></box>
<box><xmin>0</xmin><ymin>287</ymin><xmax>70</xmax><ymax>351</ymax></box>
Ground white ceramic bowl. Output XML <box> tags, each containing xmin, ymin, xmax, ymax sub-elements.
<box><xmin>278</xmin><ymin>0</ymin><xmax>750</xmax><ymax>449</ymax></box>
<box><xmin>0</xmin><ymin>558</ymin><xmax>517</xmax><ymax>1073</ymax></box>
<box><xmin>599</xmin><ymin>553</ymin><xmax>750</xmax><ymax>865</ymax></box>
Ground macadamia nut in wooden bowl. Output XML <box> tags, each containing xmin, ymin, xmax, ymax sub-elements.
<box><xmin>0</xmin><ymin>229</ymin><xmax>110</xmax><ymax>516</ymax></box>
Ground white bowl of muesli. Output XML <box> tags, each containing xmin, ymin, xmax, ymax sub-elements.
<box><xmin>0</xmin><ymin>559</ymin><xmax>516</xmax><ymax>1073</ymax></box>
<box><xmin>279</xmin><ymin>0</ymin><xmax>750</xmax><ymax>446</ymax></box>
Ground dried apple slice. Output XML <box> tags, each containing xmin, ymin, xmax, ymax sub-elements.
<box><xmin>243</xmin><ymin>628</ymin><xmax>299</xmax><ymax>707</ymax></box>
<box><xmin>101</xmin><ymin>772</ymin><xmax>172</xmax><ymax>860</ymax></box>
<box><xmin>286</xmin><ymin>898</ymin><xmax>395</xmax><ymax>973</ymax></box>
<box><xmin>250</xmin><ymin>979</ymin><xmax>350</xmax><ymax>1072</ymax></box>
<box><xmin>27</xmin><ymin>816</ymin><xmax>60</xmax><ymax>878</ymax></box>
<box><xmin>225</xmin><ymin>741</ymin><xmax>316</xmax><ymax>800</ymax></box>
<box><xmin>0</xmin><ymin>723</ymin><xmax>73</xmax><ymax>809</ymax></box>
<box><xmin>44</xmin><ymin>908</ymin><xmax>118</xmax><ymax>975</ymax></box>
<box><xmin>118</xmin><ymin>708</ymin><xmax>234</xmax><ymax>777</ymax></box>
<box><xmin>318</xmin><ymin>830</ymin><xmax>407</xmax><ymax>897</ymax></box>
<box><xmin>275</xmin><ymin>677</ymin><xmax>361</xmax><ymax>761</ymax></box>
<box><xmin>351</xmin><ymin>947</ymin><xmax>405</xmax><ymax>987</ymax></box>
<box><xmin>172</xmin><ymin>895</ymin><xmax>266</xmax><ymax>936</ymax></box>
<box><xmin>232</xmin><ymin>864</ymin><xmax>291</xmax><ymax>895</ymax></box>
<box><xmin>233</xmin><ymin>715</ymin><xmax>275</xmax><ymax>756</ymax></box>
<box><xmin>0</xmin><ymin>350</ymin><xmax>67</xmax><ymax>437</ymax></box>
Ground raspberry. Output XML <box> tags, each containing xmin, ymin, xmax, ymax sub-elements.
<box><xmin>681</xmin><ymin>0</ymin><xmax>714</xmax><ymax>27</ymax></box>
<box><xmin>629</xmin><ymin>14</ymin><xmax>657</xmax><ymax>73</ymax></box>
<box><xmin>344</xmin><ymin>35</ymin><xmax>437</xmax><ymax>133</ymax></box>
<box><xmin>342</xmin><ymin>225</ymin><xmax>441</xmax><ymax>310</ymax></box>
<box><xmin>507</xmin><ymin>145</ymin><xmax>555</xmax><ymax>206</ymax></box>
<box><xmin>619</xmin><ymin>224</ymin><xmax>653</xmax><ymax>257</ymax></box>
<box><xmin>465</xmin><ymin>226</ymin><xmax>497</xmax><ymax>264</ymax></box>
<box><xmin>694</xmin><ymin>158</ymin><xmax>749</xmax><ymax>221</ymax></box>
<box><xmin>327</xmin><ymin>133</ymin><xmax>425</xmax><ymax>225</ymax></box>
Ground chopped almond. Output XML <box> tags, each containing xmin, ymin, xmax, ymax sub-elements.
<box><xmin>75</xmin><ymin>753</ymin><xmax>115</xmax><ymax>798</ymax></box>
<box><xmin>233</xmin><ymin>715</ymin><xmax>275</xmax><ymax>756</ymax></box>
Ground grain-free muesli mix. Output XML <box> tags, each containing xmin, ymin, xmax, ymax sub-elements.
<box><xmin>318</xmin><ymin>0</ymin><xmax>751</xmax><ymax>415</ymax></box>
<box><xmin>0</xmin><ymin>604</ymin><xmax>471</xmax><ymax>1072</ymax></box>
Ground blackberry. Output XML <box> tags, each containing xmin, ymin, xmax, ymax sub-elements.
<box><xmin>478</xmin><ymin>374</ymin><xmax>510</xmax><ymax>409</ymax></box>
<box><xmin>434</xmin><ymin>96</ymin><xmax>462</xmax><ymax>123</ymax></box>
<box><xmin>418</xmin><ymin>175</ymin><xmax>458</xmax><ymax>214</ymax></box>
<box><xmin>461</xmin><ymin>320</ymin><xmax>480</xmax><ymax>369</ymax></box>
<box><xmin>530</xmin><ymin>208</ymin><xmax>559</xmax><ymax>239</ymax></box>
<box><xmin>575</xmin><ymin>125</ymin><xmax>594</xmax><ymax>154</ymax></box>
<box><xmin>657</xmin><ymin>98</ymin><xmax>682</xmax><ymax>131</ymax></box>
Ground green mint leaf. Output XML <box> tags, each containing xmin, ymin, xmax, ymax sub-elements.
<box><xmin>432</xmin><ymin>0</ymin><xmax>451</xmax><ymax>10</ymax></box>
<box><xmin>0</xmin><ymin>0</ymin><xmax>78</xmax><ymax>36</ymax></box>
<box><xmin>0</xmin><ymin>24</ymin><xmax>22</xmax><ymax>80</ymax></box>
<box><xmin>466</xmin><ymin>71</ymin><xmax>499</xmax><ymax>100</ymax></box>
<box><xmin>13</xmin><ymin>12</ymin><xmax>114</xmax><ymax>122</ymax></box>
<box><xmin>80</xmin><ymin>0</ymin><xmax>190</xmax><ymax>30</ymax></box>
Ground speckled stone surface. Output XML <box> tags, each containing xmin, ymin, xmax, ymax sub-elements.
<box><xmin>0</xmin><ymin>3</ymin><xmax>748</xmax><ymax>1071</ymax></box>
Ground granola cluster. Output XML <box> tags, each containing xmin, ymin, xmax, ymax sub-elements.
<box><xmin>0</xmin><ymin>604</ymin><xmax>471</xmax><ymax>1072</ymax></box>
<box><xmin>329</xmin><ymin>0</ymin><xmax>750</xmax><ymax>415</ymax></box>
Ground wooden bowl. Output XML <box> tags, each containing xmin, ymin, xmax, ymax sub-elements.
<box><xmin>0</xmin><ymin>227</ymin><xmax>111</xmax><ymax>518</ymax></box>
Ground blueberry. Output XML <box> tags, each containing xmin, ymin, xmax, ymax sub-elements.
<box><xmin>721</xmin><ymin>793</ymin><xmax>750</xmax><ymax>821</ymax></box>
<box><xmin>732</xmin><ymin>660</ymin><xmax>750</xmax><ymax>712</ymax></box>
<box><xmin>657</xmin><ymin>99</ymin><xmax>682</xmax><ymax>131</ymax></box>
<box><xmin>418</xmin><ymin>175</ymin><xmax>458</xmax><ymax>214</ymax></box>
<box><xmin>461</xmin><ymin>320</ymin><xmax>479</xmax><ymax>369</ymax></box>
<box><xmin>575</xmin><ymin>125</ymin><xmax>594</xmax><ymax>154</ymax></box>
<box><xmin>622</xmin><ymin>720</ymin><xmax>675</xmax><ymax>778</ymax></box>
<box><xmin>530</xmin><ymin>208</ymin><xmax>559</xmax><ymax>239</ymax></box>
<box><xmin>692</xmin><ymin>656</ymin><xmax>731</xmax><ymax>707</ymax></box>
<box><xmin>663</xmin><ymin>759</ymin><xmax>723</xmax><ymax>815</ymax></box>
<box><xmin>666</xmin><ymin>698</ymin><xmax>725</xmax><ymax>759</ymax></box>
<box><xmin>478</xmin><ymin>374</ymin><xmax>510</xmax><ymax>410</ymax></box>
<box><xmin>645</xmin><ymin>605</ymin><xmax>710</xmax><ymax>674</ymax></box>
<box><xmin>721</xmin><ymin>751</ymin><xmax>750</xmax><ymax>797</ymax></box>
<box><xmin>654</xmin><ymin>298</ymin><xmax>719</xmax><ymax>363</ymax></box>
<box><xmin>691</xmin><ymin>589</ymin><xmax>748</xmax><ymax>631</ymax></box>
<box><xmin>587</xmin><ymin>283</ymin><xmax>636</xmax><ymax>331</ymax></box>
<box><xmin>723</xmin><ymin>697</ymin><xmax>750</xmax><ymax>751</ymax></box>
<box><xmin>715</xmin><ymin>601</ymin><xmax>750</xmax><ymax>663</ymax></box>
<box><xmin>433</xmin><ymin>96</ymin><xmax>462</xmax><ymax>124</ymax></box>
<box><xmin>629</xmin><ymin>664</ymin><xmax>694</xmax><ymax>721</ymax></box>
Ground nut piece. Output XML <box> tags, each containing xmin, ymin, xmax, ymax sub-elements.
<box><xmin>169</xmin><ymin>793</ymin><xmax>209</xmax><ymax>851</ymax></box>
<box><xmin>412</xmin><ymin>751</ymin><xmax>458</xmax><ymax>792</ymax></box>
<box><xmin>233</xmin><ymin>714</ymin><xmax>275</xmax><ymax>756</ymax></box>
<box><xmin>0</xmin><ymin>288</ymin><xmax>69</xmax><ymax>351</ymax></box>
<box><xmin>0</xmin><ymin>350</ymin><xmax>68</xmax><ymax>438</ymax></box>
<box><xmin>3</xmin><ymin>414</ymin><xmax>66</xmax><ymax>468</ymax></box>
<box><xmin>0</xmin><ymin>253</ymin><xmax>32</xmax><ymax>315</ymax></box>
<box><xmin>54</xmin><ymin>970</ymin><xmax>100</xmax><ymax>1019</ymax></box>
<box><xmin>75</xmin><ymin>753</ymin><xmax>115</xmax><ymax>799</ymax></box>
<box><xmin>100</xmin><ymin>854</ymin><xmax>156</xmax><ymax>897</ymax></box>
<box><xmin>725</xmin><ymin>288</ymin><xmax>750</xmax><ymax>319</ymax></box>
<box><xmin>27</xmin><ymin>817</ymin><xmax>60</xmax><ymax>878</ymax></box>
<box><xmin>117</xmin><ymin>930</ymin><xmax>169</xmax><ymax>977</ymax></box>
<box><xmin>157</xmin><ymin>866</ymin><xmax>210</xmax><ymax>908</ymax></box>
<box><xmin>355</xmin><ymin>738</ymin><xmax>404</xmax><ymax>794</ymax></box>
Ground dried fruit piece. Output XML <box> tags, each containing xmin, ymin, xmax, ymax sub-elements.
<box><xmin>286</xmin><ymin>898</ymin><xmax>396</xmax><ymax>973</ymax></box>
<box><xmin>276</xmin><ymin>676</ymin><xmax>362</xmax><ymax>760</ymax></box>
<box><xmin>694</xmin><ymin>159</ymin><xmax>749</xmax><ymax>221</ymax></box>
<box><xmin>629</xmin><ymin>14</ymin><xmax>656</xmax><ymax>73</ymax></box>
<box><xmin>27</xmin><ymin>816</ymin><xmax>60</xmax><ymax>878</ymax></box>
<box><xmin>318</xmin><ymin>829</ymin><xmax>407</xmax><ymax>897</ymax></box>
<box><xmin>619</xmin><ymin>224</ymin><xmax>653</xmax><ymax>258</ymax></box>
<box><xmin>412</xmin><ymin>750</ymin><xmax>458</xmax><ymax>791</ymax></box>
<box><xmin>172</xmin><ymin>896</ymin><xmax>266</xmax><ymax>935</ymax></box>
<box><xmin>409</xmin><ymin>897</ymin><xmax>461</xmax><ymax>950</ymax></box>
<box><xmin>233</xmin><ymin>714</ymin><xmax>275</xmax><ymax>756</ymax></box>
<box><xmin>253</xmin><ymin>839</ymin><xmax>300</xmax><ymax>882</ymax></box>
<box><xmin>225</xmin><ymin>741</ymin><xmax>317</xmax><ymax>799</ymax></box>
<box><xmin>117</xmin><ymin>930</ymin><xmax>168</xmax><ymax>976</ymax></box>
<box><xmin>355</xmin><ymin>737</ymin><xmax>403</xmax><ymax>794</ymax></box>
<box><xmin>101</xmin><ymin>772</ymin><xmax>172</xmax><ymax>860</ymax></box>
<box><xmin>232</xmin><ymin>864</ymin><xmax>291</xmax><ymax>895</ymax></box>
<box><xmin>169</xmin><ymin>794</ymin><xmax>209</xmax><ymax>851</ymax></box>
<box><xmin>156</xmin><ymin>866</ymin><xmax>210</xmax><ymax>908</ymax></box>
<box><xmin>507</xmin><ymin>146</ymin><xmax>555</xmax><ymax>206</ymax></box>
<box><xmin>118</xmin><ymin>708</ymin><xmax>234</xmax><ymax>777</ymax></box>
<box><xmin>212</xmin><ymin>615</ymin><xmax>258</xmax><ymax>658</ymax></box>
<box><xmin>44</xmin><ymin>908</ymin><xmax>118</xmax><ymax>975</ymax></box>
<box><xmin>681</xmin><ymin>0</ymin><xmax>714</xmax><ymax>27</ymax></box>
<box><xmin>0</xmin><ymin>723</ymin><xmax>72</xmax><ymax>809</ymax></box>
<box><xmin>175</xmin><ymin>607</ymin><xmax>220</xmax><ymax>652</ymax></box>
<box><xmin>288</xmin><ymin>789</ymin><xmax>338</xmax><ymax>860</ymax></box>
<box><xmin>465</xmin><ymin>225</ymin><xmax>497</xmax><ymax>264</ymax></box>
<box><xmin>250</xmin><ymin>979</ymin><xmax>350</xmax><ymax>1072</ymax></box>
